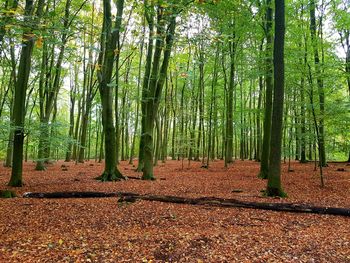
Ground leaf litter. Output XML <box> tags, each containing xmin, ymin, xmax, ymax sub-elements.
<box><xmin>0</xmin><ymin>160</ymin><xmax>349</xmax><ymax>262</ymax></box>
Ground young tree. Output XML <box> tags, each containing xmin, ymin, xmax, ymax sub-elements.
<box><xmin>309</xmin><ymin>0</ymin><xmax>326</xmax><ymax>167</ymax></box>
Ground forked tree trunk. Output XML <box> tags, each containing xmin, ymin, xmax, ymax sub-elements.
<box><xmin>36</xmin><ymin>0</ymin><xmax>72</xmax><ymax>170</ymax></box>
<box><xmin>141</xmin><ymin>9</ymin><xmax>176</xmax><ymax>180</ymax></box>
<box><xmin>96</xmin><ymin>0</ymin><xmax>125</xmax><ymax>181</ymax></box>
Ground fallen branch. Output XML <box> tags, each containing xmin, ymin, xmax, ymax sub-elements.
<box><xmin>126</xmin><ymin>176</ymin><xmax>166</xmax><ymax>180</ymax></box>
<box><xmin>23</xmin><ymin>191</ymin><xmax>350</xmax><ymax>217</ymax></box>
<box><xmin>22</xmin><ymin>191</ymin><xmax>120</xmax><ymax>198</ymax></box>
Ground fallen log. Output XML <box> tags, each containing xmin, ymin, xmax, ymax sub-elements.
<box><xmin>126</xmin><ymin>176</ymin><xmax>166</xmax><ymax>180</ymax></box>
<box><xmin>22</xmin><ymin>191</ymin><xmax>120</xmax><ymax>198</ymax></box>
<box><xmin>23</xmin><ymin>191</ymin><xmax>350</xmax><ymax>217</ymax></box>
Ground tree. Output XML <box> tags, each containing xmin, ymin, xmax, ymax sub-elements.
<box><xmin>35</xmin><ymin>0</ymin><xmax>73</xmax><ymax>170</ymax></box>
<box><xmin>8</xmin><ymin>0</ymin><xmax>45</xmax><ymax>186</ymax></box>
<box><xmin>96</xmin><ymin>0</ymin><xmax>126</xmax><ymax>181</ymax></box>
<box><xmin>224</xmin><ymin>21</ymin><xmax>236</xmax><ymax>165</ymax></box>
<box><xmin>309</xmin><ymin>0</ymin><xmax>326</xmax><ymax>167</ymax></box>
<box><xmin>266</xmin><ymin>0</ymin><xmax>286</xmax><ymax>197</ymax></box>
<box><xmin>138</xmin><ymin>1</ymin><xmax>178</xmax><ymax>180</ymax></box>
<box><xmin>259</xmin><ymin>0</ymin><xmax>273</xmax><ymax>179</ymax></box>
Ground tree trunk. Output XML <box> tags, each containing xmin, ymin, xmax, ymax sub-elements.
<box><xmin>259</xmin><ymin>0</ymin><xmax>273</xmax><ymax>179</ymax></box>
<box><xmin>96</xmin><ymin>0</ymin><xmax>125</xmax><ymax>181</ymax></box>
<box><xmin>137</xmin><ymin>15</ymin><xmax>154</xmax><ymax>172</ymax></box>
<box><xmin>300</xmin><ymin>40</ymin><xmax>307</xmax><ymax>163</ymax></box>
<box><xmin>129</xmin><ymin>29</ymin><xmax>144</xmax><ymax>165</ymax></box>
<box><xmin>23</xmin><ymin>191</ymin><xmax>350</xmax><ymax>217</ymax></box>
<box><xmin>65</xmin><ymin>65</ymin><xmax>78</xmax><ymax>162</ymax></box>
<box><xmin>142</xmin><ymin>9</ymin><xmax>176</xmax><ymax>180</ymax></box>
<box><xmin>266</xmin><ymin>0</ymin><xmax>286</xmax><ymax>197</ymax></box>
<box><xmin>309</xmin><ymin>0</ymin><xmax>326</xmax><ymax>167</ymax></box>
<box><xmin>36</xmin><ymin>0</ymin><xmax>72</xmax><ymax>170</ymax></box>
<box><xmin>9</xmin><ymin>0</ymin><xmax>44</xmax><ymax>186</ymax></box>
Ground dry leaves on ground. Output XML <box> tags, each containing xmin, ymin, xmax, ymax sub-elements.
<box><xmin>0</xmin><ymin>160</ymin><xmax>349</xmax><ymax>262</ymax></box>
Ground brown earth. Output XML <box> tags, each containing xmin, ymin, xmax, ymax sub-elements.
<box><xmin>0</xmin><ymin>159</ymin><xmax>349</xmax><ymax>262</ymax></box>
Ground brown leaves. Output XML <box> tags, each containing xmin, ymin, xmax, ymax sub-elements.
<box><xmin>0</xmin><ymin>160</ymin><xmax>350</xmax><ymax>261</ymax></box>
<box><xmin>35</xmin><ymin>36</ymin><xmax>43</xmax><ymax>48</ymax></box>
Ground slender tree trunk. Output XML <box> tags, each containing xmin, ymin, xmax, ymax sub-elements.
<box><xmin>99</xmin><ymin>129</ymin><xmax>104</xmax><ymax>163</ymax></box>
<box><xmin>161</xmin><ymin>77</ymin><xmax>170</xmax><ymax>162</ymax></box>
<box><xmin>255</xmin><ymin>11</ymin><xmax>265</xmax><ymax>162</ymax></box>
<box><xmin>196</xmin><ymin>44</ymin><xmax>204</xmax><ymax>161</ymax></box>
<box><xmin>129</xmin><ymin>27</ymin><xmax>144</xmax><ymax>164</ymax></box>
<box><xmin>309</xmin><ymin>0</ymin><xmax>326</xmax><ymax>167</ymax></box>
<box><xmin>259</xmin><ymin>0</ymin><xmax>273</xmax><ymax>179</ymax></box>
<box><xmin>188</xmin><ymin>67</ymin><xmax>198</xmax><ymax>162</ymax></box>
<box><xmin>5</xmin><ymin>130</ymin><xmax>14</xmax><ymax>167</ymax></box>
<box><xmin>206</xmin><ymin>45</ymin><xmax>219</xmax><ymax>167</ymax></box>
<box><xmin>300</xmin><ymin>40</ymin><xmax>307</xmax><ymax>163</ymax></box>
<box><xmin>36</xmin><ymin>0</ymin><xmax>72</xmax><ymax>170</ymax></box>
<box><xmin>65</xmin><ymin>65</ymin><xmax>78</xmax><ymax>162</ymax></box>
<box><xmin>225</xmin><ymin>32</ymin><xmax>236</xmax><ymax>164</ymax></box>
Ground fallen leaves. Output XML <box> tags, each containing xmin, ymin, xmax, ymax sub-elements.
<box><xmin>0</xmin><ymin>160</ymin><xmax>349</xmax><ymax>262</ymax></box>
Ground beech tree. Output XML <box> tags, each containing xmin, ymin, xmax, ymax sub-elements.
<box><xmin>309</xmin><ymin>0</ymin><xmax>326</xmax><ymax>167</ymax></box>
<box><xmin>137</xmin><ymin>1</ymin><xmax>179</xmax><ymax>180</ymax></box>
<box><xmin>0</xmin><ymin>0</ymin><xmax>348</xmax><ymax>188</ymax></box>
<box><xmin>259</xmin><ymin>0</ymin><xmax>273</xmax><ymax>179</ymax></box>
<box><xmin>8</xmin><ymin>0</ymin><xmax>45</xmax><ymax>187</ymax></box>
<box><xmin>96</xmin><ymin>0</ymin><xmax>126</xmax><ymax>181</ymax></box>
<box><xmin>35</xmin><ymin>0</ymin><xmax>73</xmax><ymax>170</ymax></box>
<box><xmin>266</xmin><ymin>0</ymin><xmax>286</xmax><ymax>197</ymax></box>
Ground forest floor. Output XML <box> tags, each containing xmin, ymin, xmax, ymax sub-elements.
<box><xmin>0</xmin><ymin>159</ymin><xmax>349</xmax><ymax>262</ymax></box>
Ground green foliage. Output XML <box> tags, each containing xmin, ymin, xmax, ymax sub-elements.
<box><xmin>0</xmin><ymin>0</ymin><xmax>349</xmax><ymax>167</ymax></box>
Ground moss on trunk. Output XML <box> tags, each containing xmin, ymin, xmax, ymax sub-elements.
<box><xmin>0</xmin><ymin>190</ymin><xmax>17</xmax><ymax>198</ymax></box>
<box><xmin>95</xmin><ymin>169</ymin><xmax>126</xmax><ymax>182</ymax></box>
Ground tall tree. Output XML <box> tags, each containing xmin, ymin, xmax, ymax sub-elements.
<box><xmin>309</xmin><ymin>0</ymin><xmax>326</xmax><ymax>167</ymax></box>
<box><xmin>8</xmin><ymin>0</ymin><xmax>45</xmax><ymax>186</ymax></box>
<box><xmin>224</xmin><ymin>24</ymin><xmax>236</xmax><ymax>165</ymax></box>
<box><xmin>36</xmin><ymin>0</ymin><xmax>72</xmax><ymax>170</ymax></box>
<box><xmin>266</xmin><ymin>0</ymin><xmax>286</xmax><ymax>197</ymax></box>
<box><xmin>96</xmin><ymin>0</ymin><xmax>125</xmax><ymax>181</ymax></box>
<box><xmin>259</xmin><ymin>0</ymin><xmax>273</xmax><ymax>179</ymax></box>
<box><xmin>138</xmin><ymin>1</ymin><xmax>178</xmax><ymax>180</ymax></box>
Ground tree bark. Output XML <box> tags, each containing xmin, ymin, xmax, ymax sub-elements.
<box><xmin>225</xmin><ymin>32</ymin><xmax>236</xmax><ymax>165</ymax></box>
<box><xmin>141</xmin><ymin>4</ymin><xmax>177</xmax><ymax>180</ymax></box>
<box><xmin>36</xmin><ymin>0</ymin><xmax>72</xmax><ymax>170</ymax></box>
<box><xmin>266</xmin><ymin>0</ymin><xmax>286</xmax><ymax>197</ymax></box>
<box><xmin>96</xmin><ymin>0</ymin><xmax>125</xmax><ymax>181</ymax></box>
<box><xmin>9</xmin><ymin>0</ymin><xmax>44</xmax><ymax>186</ymax></box>
<box><xmin>309</xmin><ymin>0</ymin><xmax>326</xmax><ymax>167</ymax></box>
<box><xmin>259</xmin><ymin>0</ymin><xmax>273</xmax><ymax>179</ymax></box>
